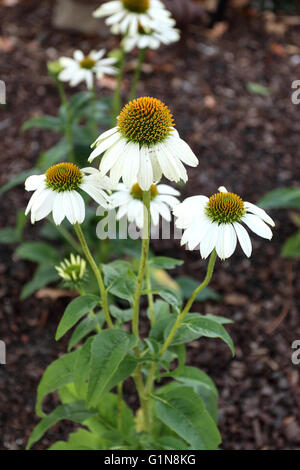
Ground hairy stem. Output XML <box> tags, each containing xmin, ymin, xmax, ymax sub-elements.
<box><xmin>129</xmin><ymin>47</ymin><xmax>147</xmax><ymax>101</ymax></box>
<box><xmin>74</xmin><ymin>223</ymin><xmax>114</xmax><ymax>329</ymax></box>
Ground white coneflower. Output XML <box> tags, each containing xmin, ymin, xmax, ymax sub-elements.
<box><xmin>55</xmin><ymin>254</ymin><xmax>87</xmax><ymax>283</ymax></box>
<box><xmin>122</xmin><ymin>24</ymin><xmax>180</xmax><ymax>52</ymax></box>
<box><xmin>111</xmin><ymin>182</ymin><xmax>180</xmax><ymax>228</ymax></box>
<box><xmin>174</xmin><ymin>186</ymin><xmax>275</xmax><ymax>260</ymax></box>
<box><xmin>93</xmin><ymin>0</ymin><xmax>175</xmax><ymax>37</ymax></box>
<box><xmin>59</xmin><ymin>49</ymin><xmax>117</xmax><ymax>90</ymax></box>
<box><xmin>88</xmin><ymin>97</ymin><xmax>198</xmax><ymax>190</ymax></box>
<box><xmin>25</xmin><ymin>163</ymin><xmax>112</xmax><ymax>225</ymax></box>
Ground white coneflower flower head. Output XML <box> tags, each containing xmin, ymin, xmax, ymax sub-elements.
<box><xmin>25</xmin><ymin>163</ymin><xmax>112</xmax><ymax>225</ymax></box>
<box><xmin>59</xmin><ymin>49</ymin><xmax>117</xmax><ymax>90</ymax></box>
<box><xmin>111</xmin><ymin>181</ymin><xmax>180</xmax><ymax>228</ymax></box>
<box><xmin>55</xmin><ymin>254</ymin><xmax>87</xmax><ymax>285</ymax></box>
<box><xmin>123</xmin><ymin>23</ymin><xmax>180</xmax><ymax>52</ymax></box>
<box><xmin>174</xmin><ymin>186</ymin><xmax>275</xmax><ymax>260</ymax></box>
<box><xmin>93</xmin><ymin>0</ymin><xmax>175</xmax><ymax>37</ymax></box>
<box><xmin>89</xmin><ymin>97</ymin><xmax>198</xmax><ymax>190</ymax></box>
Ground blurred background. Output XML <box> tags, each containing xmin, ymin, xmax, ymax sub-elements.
<box><xmin>0</xmin><ymin>0</ymin><xmax>300</xmax><ymax>450</ymax></box>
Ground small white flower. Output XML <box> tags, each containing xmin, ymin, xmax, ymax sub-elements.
<box><xmin>25</xmin><ymin>163</ymin><xmax>112</xmax><ymax>225</ymax></box>
<box><xmin>88</xmin><ymin>97</ymin><xmax>198</xmax><ymax>190</ymax></box>
<box><xmin>123</xmin><ymin>24</ymin><xmax>180</xmax><ymax>52</ymax></box>
<box><xmin>111</xmin><ymin>182</ymin><xmax>180</xmax><ymax>229</ymax></box>
<box><xmin>59</xmin><ymin>49</ymin><xmax>117</xmax><ymax>90</ymax></box>
<box><xmin>93</xmin><ymin>0</ymin><xmax>175</xmax><ymax>37</ymax></box>
<box><xmin>174</xmin><ymin>186</ymin><xmax>275</xmax><ymax>260</ymax></box>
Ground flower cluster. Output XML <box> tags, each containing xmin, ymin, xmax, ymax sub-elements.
<box><xmin>25</xmin><ymin>97</ymin><xmax>274</xmax><ymax>260</ymax></box>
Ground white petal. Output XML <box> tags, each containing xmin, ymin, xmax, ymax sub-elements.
<box><xmin>245</xmin><ymin>202</ymin><xmax>275</xmax><ymax>227</ymax></box>
<box><xmin>81</xmin><ymin>181</ymin><xmax>110</xmax><ymax>208</ymax></box>
<box><xmin>233</xmin><ymin>222</ymin><xmax>252</xmax><ymax>258</ymax></box>
<box><xmin>218</xmin><ymin>186</ymin><xmax>228</xmax><ymax>193</ymax></box>
<box><xmin>25</xmin><ymin>174</ymin><xmax>45</xmax><ymax>191</ymax></box>
<box><xmin>150</xmin><ymin>204</ymin><xmax>159</xmax><ymax>226</ymax></box>
<box><xmin>100</xmin><ymin>137</ymin><xmax>128</xmax><ymax>175</ymax></box>
<box><xmin>89</xmin><ymin>131</ymin><xmax>121</xmax><ymax>161</ymax></box>
<box><xmin>31</xmin><ymin>190</ymin><xmax>56</xmax><ymax>223</ymax></box>
<box><xmin>200</xmin><ymin>221</ymin><xmax>219</xmax><ymax>259</ymax></box>
<box><xmin>92</xmin><ymin>126</ymin><xmax>119</xmax><ymax>146</ymax></box>
<box><xmin>157</xmin><ymin>194</ymin><xmax>180</xmax><ymax>208</ymax></box>
<box><xmin>156</xmin><ymin>184</ymin><xmax>180</xmax><ymax>196</ymax></box>
<box><xmin>52</xmin><ymin>192</ymin><xmax>65</xmax><ymax>225</ymax></box>
<box><xmin>152</xmin><ymin>200</ymin><xmax>171</xmax><ymax>222</ymax></box>
<box><xmin>137</xmin><ymin>146</ymin><xmax>153</xmax><ymax>191</ymax></box>
<box><xmin>74</xmin><ymin>50</ymin><xmax>84</xmax><ymax>61</ymax></box>
<box><xmin>122</xmin><ymin>142</ymin><xmax>140</xmax><ymax>188</ymax></box>
<box><xmin>242</xmin><ymin>213</ymin><xmax>273</xmax><ymax>240</ymax></box>
<box><xmin>216</xmin><ymin>224</ymin><xmax>237</xmax><ymax>260</ymax></box>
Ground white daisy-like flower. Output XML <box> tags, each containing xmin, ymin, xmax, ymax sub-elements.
<box><xmin>25</xmin><ymin>163</ymin><xmax>112</xmax><ymax>225</ymax></box>
<box><xmin>88</xmin><ymin>97</ymin><xmax>198</xmax><ymax>190</ymax></box>
<box><xmin>111</xmin><ymin>182</ymin><xmax>180</xmax><ymax>228</ymax></box>
<box><xmin>174</xmin><ymin>186</ymin><xmax>275</xmax><ymax>260</ymax></box>
<box><xmin>59</xmin><ymin>49</ymin><xmax>117</xmax><ymax>90</ymax></box>
<box><xmin>122</xmin><ymin>24</ymin><xmax>180</xmax><ymax>52</ymax></box>
<box><xmin>93</xmin><ymin>0</ymin><xmax>175</xmax><ymax>37</ymax></box>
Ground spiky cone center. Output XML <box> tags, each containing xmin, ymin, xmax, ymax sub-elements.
<box><xmin>45</xmin><ymin>163</ymin><xmax>83</xmax><ymax>192</ymax></box>
<box><xmin>79</xmin><ymin>56</ymin><xmax>96</xmax><ymax>70</ymax></box>
<box><xmin>122</xmin><ymin>0</ymin><xmax>150</xmax><ymax>13</ymax></box>
<box><xmin>131</xmin><ymin>183</ymin><xmax>158</xmax><ymax>200</ymax></box>
<box><xmin>117</xmin><ymin>97</ymin><xmax>174</xmax><ymax>147</ymax></box>
<box><xmin>206</xmin><ymin>192</ymin><xmax>246</xmax><ymax>224</ymax></box>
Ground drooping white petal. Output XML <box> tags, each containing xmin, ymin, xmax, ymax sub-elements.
<box><xmin>88</xmin><ymin>131</ymin><xmax>122</xmax><ymax>162</ymax></box>
<box><xmin>152</xmin><ymin>200</ymin><xmax>171</xmax><ymax>222</ymax></box>
<box><xmin>52</xmin><ymin>192</ymin><xmax>65</xmax><ymax>225</ymax></box>
<box><xmin>216</xmin><ymin>223</ymin><xmax>237</xmax><ymax>260</ymax></box>
<box><xmin>122</xmin><ymin>142</ymin><xmax>140</xmax><ymax>188</ymax></box>
<box><xmin>100</xmin><ymin>137</ymin><xmax>128</xmax><ymax>175</ymax></box>
<box><xmin>156</xmin><ymin>184</ymin><xmax>180</xmax><ymax>196</ymax></box>
<box><xmin>81</xmin><ymin>180</ymin><xmax>110</xmax><ymax>208</ymax></box>
<box><xmin>137</xmin><ymin>146</ymin><xmax>153</xmax><ymax>191</ymax></box>
<box><xmin>200</xmin><ymin>221</ymin><xmax>219</xmax><ymax>259</ymax></box>
<box><xmin>233</xmin><ymin>222</ymin><xmax>252</xmax><ymax>258</ymax></box>
<box><xmin>32</xmin><ymin>190</ymin><xmax>56</xmax><ymax>223</ymax></box>
<box><xmin>92</xmin><ymin>126</ymin><xmax>119</xmax><ymax>147</ymax></box>
<box><xmin>244</xmin><ymin>202</ymin><xmax>275</xmax><ymax>227</ymax></box>
<box><xmin>242</xmin><ymin>213</ymin><xmax>273</xmax><ymax>240</ymax></box>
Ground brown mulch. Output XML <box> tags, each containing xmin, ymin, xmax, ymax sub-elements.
<box><xmin>0</xmin><ymin>0</ymin><xmax>300</xmax><ymax>450</ymax></box>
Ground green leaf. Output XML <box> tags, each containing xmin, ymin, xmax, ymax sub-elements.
<box><xmin>86</xmin><ymin>330</ymin><xmax>135</xmax><ymax>408</ymax></box>
<box><xmin>155</xmin><ymin>436</ymin><xmax>189</xmax><ymax>450</ymax></box>
<box><xmin>20</xmin><ymin>265</ymin><xmax>58</xmax><ymax>300</ymax></box>
<box><xmin>149</xmin><ymin>257</ymin><xmax>183</xmax><ymax>270</ymax></box>
<box><xmin>156</xmin><ymin>286</ymin><xmax>182</xmax><ymax>308</ymax></box>
<box><xmin>49</xmin><ymin>428</ymin><xmax>105</xmax><ymax>450</ymax></box>
<box><xmin>155</xmin><ymin>385</ymin><xmax>221</xmax><ymax>450</ymax></box>
<box><xmin>36</xmin><ymin>350</ymin><xmax>78</xmax><ymax>417</ymax></box>
<box><xmin>55</xmin><ymin>294</ymin><xmax>100</xmax><ymax>341</ymax></box>
<box><xmin>26</xmin><ymin>401</ymin><xmax>97</xmax><ymax>450</ymax></box>
<box><xmin>165</xmin><ymin>313</ymin><xmax>235</xmax><ymax>355</ymax></box>
<box><xmin>36</xmin><ymin>139</ymin><xmax>69</xmax><ymax>170</ymax></box>
<box><xmin>109</xmin><ymin>277</ymin><xmax>136</xmax><ymax>302</ymax></box>
<box><xmin>176</xmin><ymin>276</ymin><xmax>221</xmax><ymax>302</ymax></box>
<box><xmin>282</xmin><ymin>230</ymin><xmax>300</xmax><ymax>258</ymax></box>
<box><xmin>16</xmin><ymin>241</ymin><xmax>59</xmax><ymax>264</ymax></box>
<box><xmin>149</xmin><ymin>303</ymin><xmax>172</xmax><ymax>342</ymax></box>
<box><xmin>110</xmin><ymin>306</ymin><xmax>133</xmax><ymax>324</ymax></box>
<box><xmin>74</xmin><ymin>337</ymin><xmax>94</xmax><ymax>396</ymax></box>
<box><xmin>0</xmin><ymin>169</ymin><xmax>36</xmax><ymax>196</ymax></box>
<box><xmin>102</xmin><ymin>260</ymin><xmax>133</xmax><ymax>286</ymax></box>
<box><xmin>68</xmin><ymin>312</ymin><xmax>104</xmax><ymax>351</ymax></box>
<box><xmin>22</xmin><ymin>115</ymin><xmax>62</xmax><ymax>133</ymax></box>
<box><xmin>246</xmin><ymin>81</ymin><xmax>271</xmax><ymax>96</ymax></box>
<box><xmin>174</xmin><ymin>366</ymin><xmax>218</xmax><ymax>422</ymax></box>
<box><xmin>106</xmin><ymin>354</ymin><xmax>137</xmax><ymax>392</ymax></box>
<box><xmin>258</xmin><ymin>187</ymin><xmax>300</xmax><ymax>209</ymax></box>
<box><xmin>204</xmin><ymin>313</ymin><xmax>233</xmax><ymax>324</ymax></box>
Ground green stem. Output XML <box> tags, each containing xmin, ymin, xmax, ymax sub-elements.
<box><xmin>144</xmin><ymin>250</ymin><xmax>218</xmax><ymax>402</ymax></box>
<box><xmin>132</xmin><ymin>190</ymin><xmax>151</xmax><ymax>341</ymax></box>
<box><xmin>129</xmin><ymin>47</ymin><xmax>147</xmax><ymax>102</ymax></box>
<box><xmin>48</xmin><ymin>217</ymin><xmax>82</xmax><ymax>254</ymax></box>
<box><xmin>74</xmin><ymin>223</ymin><xmax>114</xmax><ymax>329</ymax></box>
<box><xmin>55</xmin><ymin>78</ymin><xmax>74</xmax><ymax>163</ymax></box>
<box><xmin>160</xmin><ymin>250</ymin><xmax>217</xmax><ymax>356</ymax></box>
<box><xmin>112</xmin><ymin>43</ymin><xmax>126</xmax><ymax>122</ymax></box>
<box><xmin>131</xmin><ymin>190</ymin><xmax>151</xmax><ymax>432</ymax></box>
<box><xmin>91</xmin><ymin>85</ymin><xmax>98</xmax><ymax>139</ymax></box>
<box><xmin>146</xmin><ymin>262</ymin><xmax>155</xmax><ymax>327</ymax></box>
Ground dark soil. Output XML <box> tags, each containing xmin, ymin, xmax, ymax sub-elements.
<box><xmin>1</xmin><ymin>0</ymin><xmax>300</xmax><ymax>450</ymax></box>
